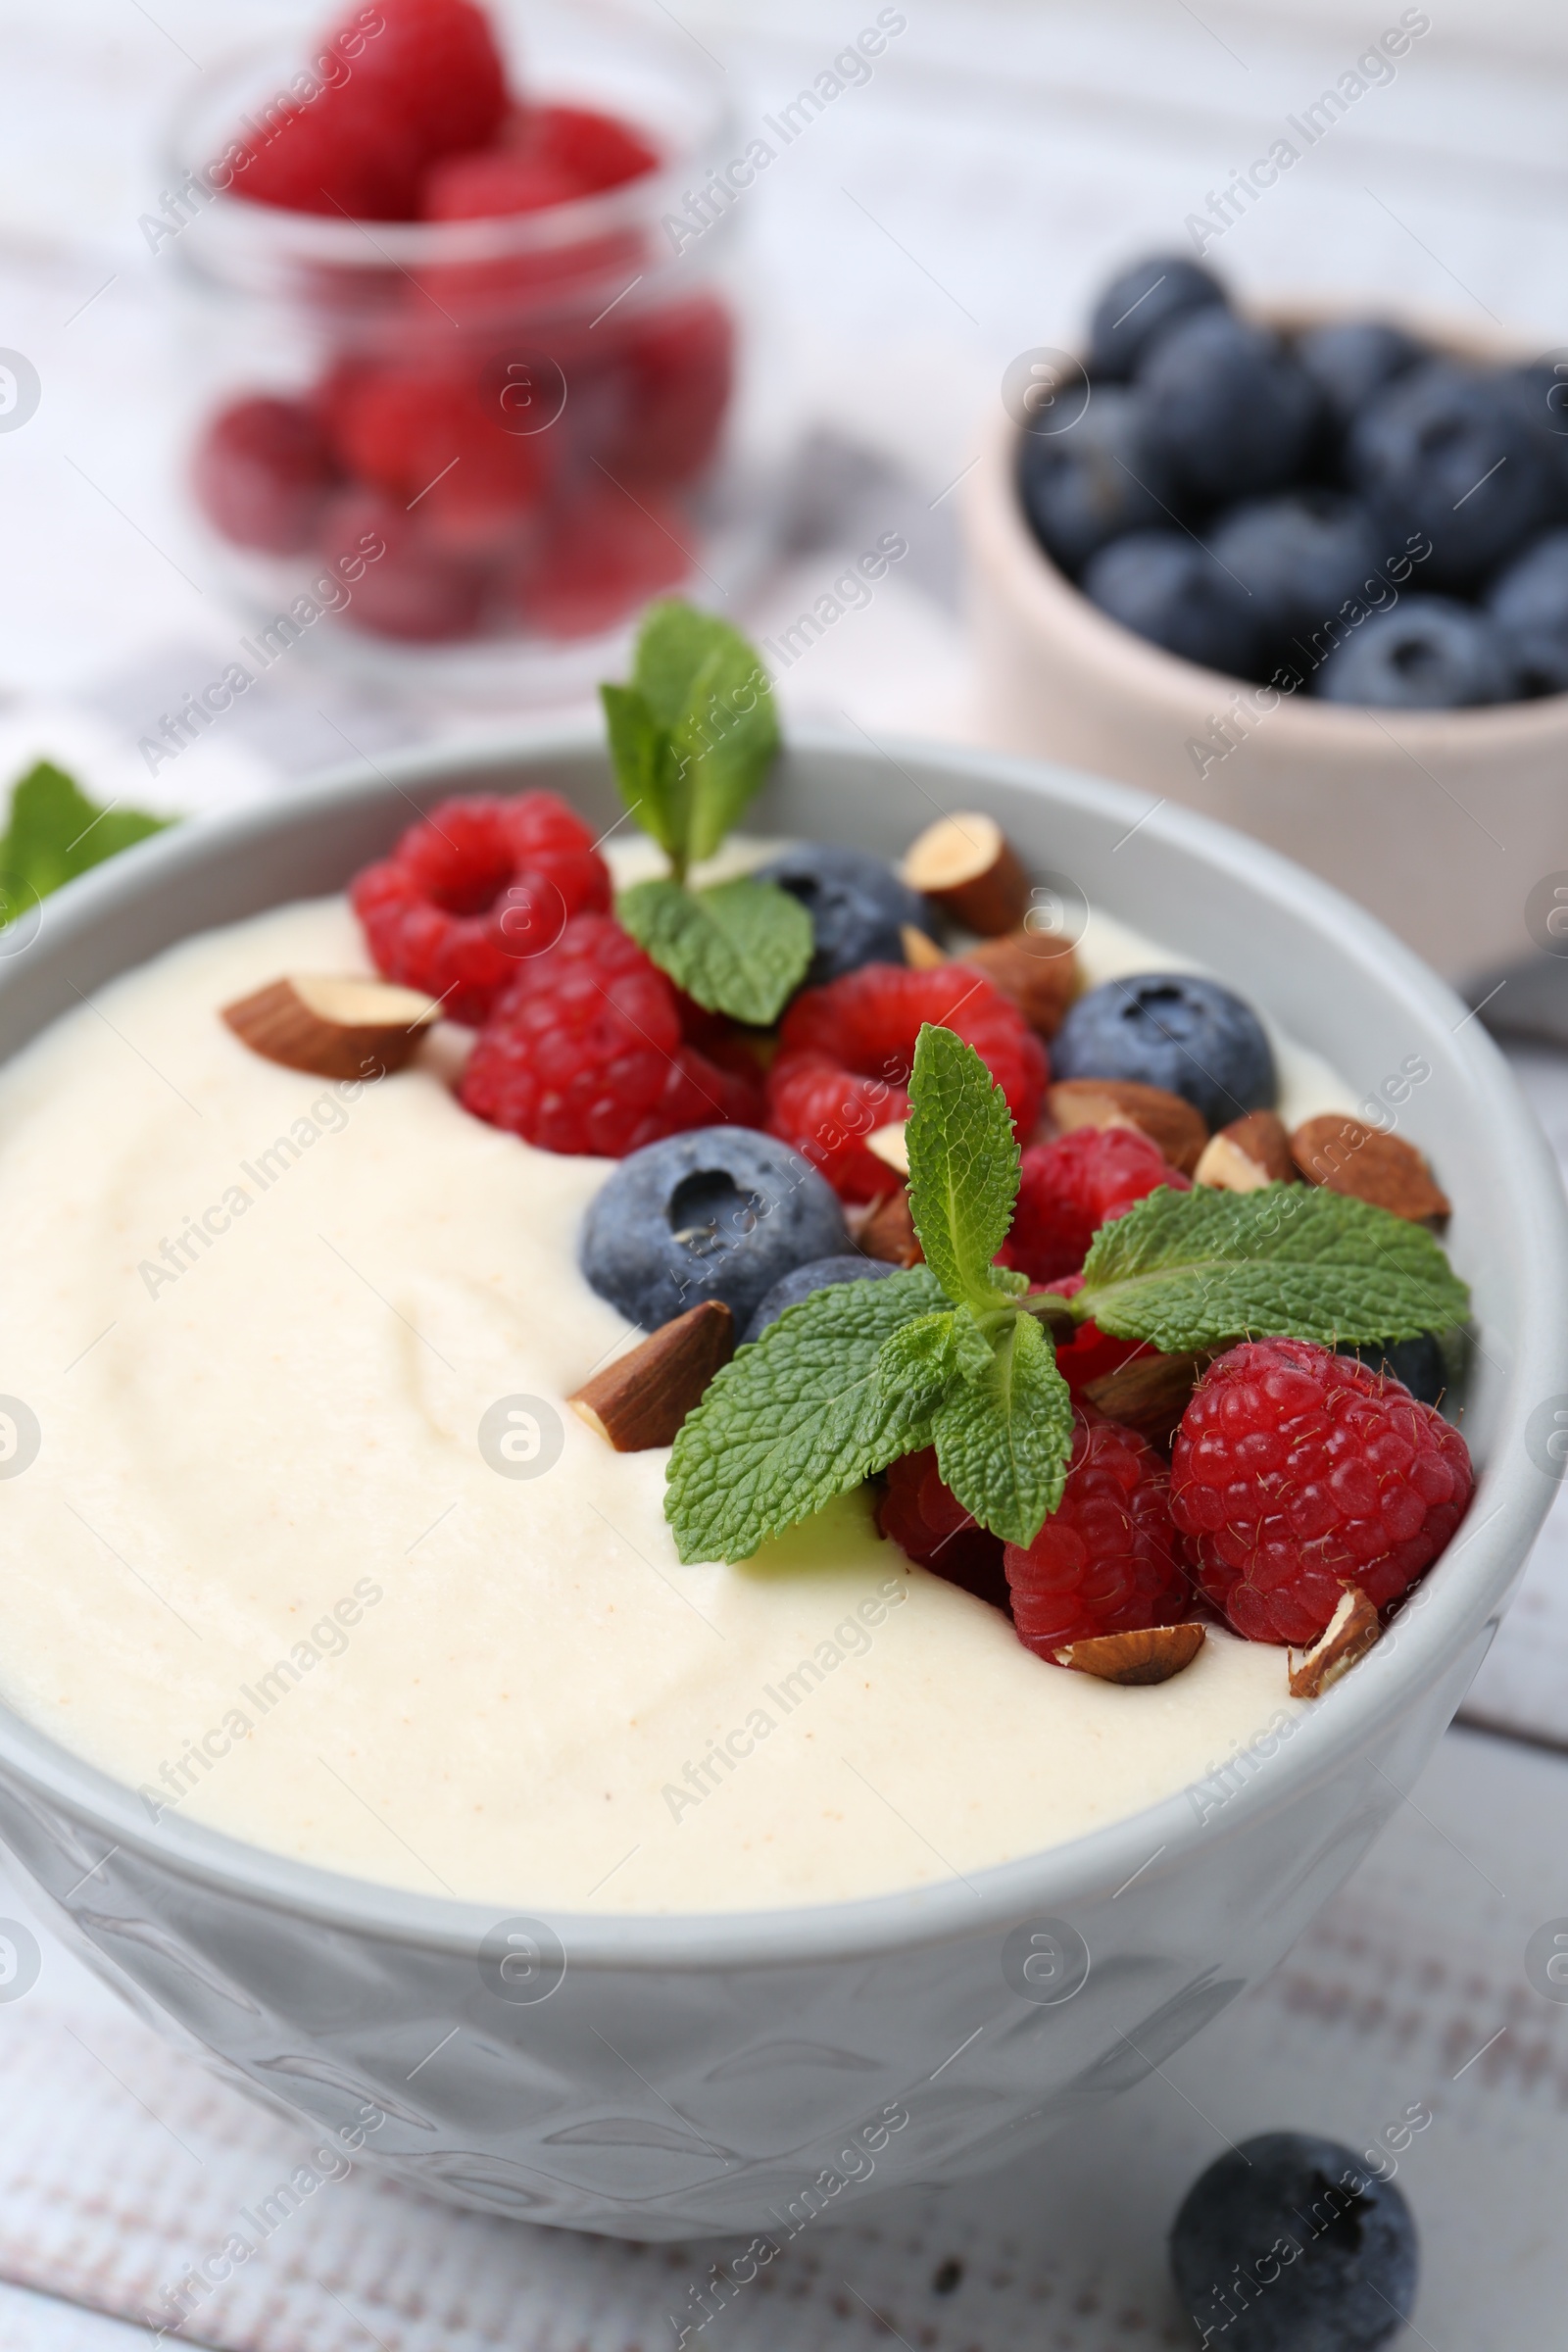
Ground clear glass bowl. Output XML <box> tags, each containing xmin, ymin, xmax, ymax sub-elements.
<box><xmin>162</xmin><ymin>1</ymin><xmax>767</xmax><ymax>700</ymax></box>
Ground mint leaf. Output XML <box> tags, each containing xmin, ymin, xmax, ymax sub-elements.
<box><xmin>666</xmin><ymin>1267</ymin><xmax>949</xmax><ymax>1563</ymax></box>
<box><xmin>1075</xmin><ymin>1183</ymin><xmax>1470</xmax><ymax>1352</ymax></box>
<box><xmin>1</xmin><ymin>761</ymin><xmax>171</xmax><ymax>906</ymax></box>
<box><xmin>906</xmin><ymin>1023</ymin><xmax>1020</xmax><ymax>1313</ymax></box>
<box><xmin>618</xmin><ymin>872</ymin><xmax>811</xmax><ymax>1025</ymax></box>
<box><xmin>620</xmin><ymin>597</ymin><xmax>780</xmax><ymax>874</ymax></box>
<box><xmin>877</xmin><ymin>1310</ymin><xmax>960</xmax><ymax>1403</ymax></box>
<box><xmin>599</xmin><ymin>683</ymin><xmax>687</xmax><ymax>863</ymax></box>
<box><xmin>931</xmin><ymin>1310</ymin><xmax>1073</xmax><ymax>1545</ymax></box>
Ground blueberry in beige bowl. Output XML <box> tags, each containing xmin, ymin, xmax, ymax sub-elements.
<box><xmin>0</xmin><ymin>604</ymin><xmax>1559</xmax><ymax>2239</ymax></box>
<box><xmin>968</xmin><ymin>255</ymin><xmax>1568</xmax><ymax>983</ymax></box>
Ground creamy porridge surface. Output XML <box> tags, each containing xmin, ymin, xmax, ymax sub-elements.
<box><xmin>0</xmin><ymin>891</ymin><xmax>1349</xmax><ymax>1910</ymax></box>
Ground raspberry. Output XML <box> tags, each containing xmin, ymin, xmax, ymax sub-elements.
<box><xmin>319</xmin><ymin>492</ymin><xmax>487</xmax><ymax>643</ymax></box>
<box><xmin>192</xmin><ymin>396</ymin><xmax>341</xmax><ymax>554</ymax></box>
<box><xmin>351</xmin><ymin>791</ymin><xmax>612</xmax><ymax>1024</ymax></box>
<box><xmin>1169</xmin><ymin>1338</ymin><xmax>1474</xmax><ymax>1645</ymax></box>
<box><xmin>768</xmin><ymin>964</ymin><xmax>1049</xmax><ymax>1201</ymax></box>
<box><xmin>506</xmin><ymin>482</ymin><xmax>689</xmax><ymax>640</ymax></box>
<box><xmin>1000</xmin><ymin>1126</ymin><xmax>1189</xmax><ymax>1285</ymax></box>
<box><xmin>598</xmin><ymin>296</ymin><xmax>736</xmax><ymax>486</ymax></box>
<box><xmin>229</xmin><ymin>0</ymin><xmax>507</xmax><ymax>221</ymax></box>
<box><xmin>877</xmin><ymin>1449</ymin><xmax>1009</xmax><ymax>1613</ymax></box>
<box><xmin>423</xmin><ymin>104</ymin><xmax>659</xmax><ymax>216</ymax></box>
<box><xmin>1004</xmin><ymin>1410</ymin><xmax>1193</xmax><ymax>1656</ymax></box>
<box><xmin>460</xmin><ymin>914</ymin><xmax>757</xmax><ymax>1154</ymax></box>
<box><xmin>331</xmin><ymin>366</ymin><xmax>547</xmax><ymax>554</ymax></box>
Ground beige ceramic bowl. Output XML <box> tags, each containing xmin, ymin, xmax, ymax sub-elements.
<box><xmin>964</xmin><ymin>309</ymin><xmax>1568</xmax><ymax>987</ymax></box>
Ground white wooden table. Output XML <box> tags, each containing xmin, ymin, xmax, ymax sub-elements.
<box><xmin>2</xmin><ymin>2</ymin><xmax>1568</xmax><ymax>2341</ymax></box>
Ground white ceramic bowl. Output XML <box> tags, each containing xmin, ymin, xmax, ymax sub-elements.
<box><xmin>965</xmin><ymin>315</ymin><xmax>1568</xmax><ymax>987</ymax></box>
<box><xmin>0</xmin><ymin>729</ymin><xmax>1561</xmax><ymax>2240</ymax></box>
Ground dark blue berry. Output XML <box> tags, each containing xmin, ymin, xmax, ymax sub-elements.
<box><xmin>581</xmin><ymin>1129</ymin><xmax>849</xmax><ymax>1335</ymax></box>
<box><xmin>754</xmin><ymin>844</ymin><xmax>935</xmax><ymax>988</ymax></box>
<box><xmin>1138</xmin><ymin>311</ymin><xmax>1323</xmax><ymax>503</ymax></box>
<box><xmin>1207</xmin><ymin>491</ymin><xmax>1383</xmax><ymax>657</ymax></box>
<box><xmin>743</xmin><ymin>1254</ymin><xmax>897</xmax><ymax>1346</ymax></box>
<box><xmin>1081</xmin><ymin>532</ymin><xmax>1262</xmax><ymax>678</ymax></box>
<box><xmin>1315</xmin><ymin>596</ymin><xmax>1514</xmax><ymax>709</ymax></box>
<box><xmin>1346</xmin><ymin>1333</ymin><xmax>1447</xmax><ymax>1405</ymax></box>
<box><xmin>1295</xmin><ymin>318</ymin><xmax>1426</xmax><ymax>432</ymax></box>
<box><xmin>1017</xmin><ymin>386</ymin><xmax>1183</xmax><ymax>577</ymax></box>
<box><xmin>1487</xmin><ymin>526</ymin><xmax>1568</xmax><ymax>697</ymax></box>
<box><xmin>1348</xmin><ymin>361</ymin><xmax>1564</xmax><ymax>589</ymax></box>
<box><xmin>1170</xmin><ymin>2132</ymin><xmax>1418</xmax><ymax>2352</ymax></box>
<box><xmin>1052</xmin><ymin>971</ymin><xmax>1275</xmax><ymax>1129</ymax></box>
<box><xmin>1088</xmin><ymin>253</ymin><xmax>1227</xmax><ymax>381</ymax></box>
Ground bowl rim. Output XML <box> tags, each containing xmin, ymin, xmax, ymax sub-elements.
<box><xmin>974</xmin><ymin>295</ymin><xmax>1568</xmax><ymax>746</ymax></box>
<box><xmin>1</xmin><ymin>723</ymin><xmax>1563</xmax><ymax>1970</ymax></box>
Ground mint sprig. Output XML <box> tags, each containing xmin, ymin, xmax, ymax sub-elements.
<box><xmin>1</xmin><ymin>760</ymin><xmax>170</xmax><ymax>915</ymax></box>
<box><xmin>601</xmin><ymin>603</ymin><xmax>808</xmax><ymax>1022</ymax></box>
<box><xmin>666</xmin><ymin>1017</ymin><xmax>1472</xmax><ymax>1565</ymax></box>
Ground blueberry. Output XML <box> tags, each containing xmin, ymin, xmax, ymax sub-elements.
<box><xmin>1052</xmin><ymin>972</ymin><xmax>1275</xmax><ymax>1129</ymax></box>
<box><xmin>754</xmin><ymin>844</ymin><xmax>935</xmax><ymax>987</ymax></box>
<box><xmin>1488</xmin><ymin>526</ymin><xmax>1568</xmax><ymax>697</ymax></box>
<box><xmin>1346</xmin><ymin>1333</ymin><xmax>1447</xmax><ymax>1405</ymax></box>
<box><xmin>1314</xmin><ymin>596</ymin><xmax>1515</xmax><ymax>709</ymax></box>
<box><xmin>1295</xmin><ymin>318</ymin><xmax>1426</xmax><ymax>433</ymax></box>
<box><xmin>1088</xmin><ymin>253</ymin><xmax>1227</xmax><ymax>381</ymax></box>
<box><xmin>1207</xmin><ymin>491</ymin><xmax>1383</xmax><ymax>659</ymax></box>
<box><xmin>1137</xmin><ymin>311</ymin><xmax>1323</xmax><ymax>503</ymax></box>
<box><xmin>1169</xmin><ymin>2132</ymin><xmax>1418</xmax><ymax>2352</ymax></box>
<box><xmin>1017</xmin><ymin>386</ymin><xmax>1183</xmax><ymax>577</ymax></box>
<box><xmin>1348</xmin><ymin>361</ymin><xmax>1564</xmax><ymax>589</ymax></box>
<box><xmin>580</xmin><ymin>1129</ymin><xmax>850</xmax><ymax>1335</ymax></box>
<box><xmin>743</xmin><ymin>1254</ymin><xmax>897</xmax><ymax>1345</ymax></box>
<box><xmin>1081</xmin><ymin>532</ymin><xmax>1262</xmax><ymax>678</ymax></box>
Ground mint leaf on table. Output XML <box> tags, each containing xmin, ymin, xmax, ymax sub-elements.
<box><xmin>1073</xmin><ymin>1183</ymin><xmax>1470</xmax><ymax>1352</ymax></box>
<box><xmin>1</xmin><ymin>760</ymin><xmax>171</xmax><ymax>907</ymax></box>
<box><xmin>666</xmin><ymin>1267</ymin><xmax>948</xmax><ymax>1564</ymax></box>
<box><xmin>905</xmin><ymin>1019</ymin><xmax>1021</xmax><ymax>1315</ymax></box>
<box><xmin>931</xmin><ymin>1307</ymin><xmax>1073</xmax><ymax>1546</ymax></box>
<box><xmin>618</xmin><ymin>872</ymin><xmax>812</xmax><ymax>1026</ymax></box>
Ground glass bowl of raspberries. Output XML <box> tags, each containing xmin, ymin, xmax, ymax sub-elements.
<box><xmin>161</xmin><ymin>0</ymin><xmax>754</xmax><ymax>687</ymax></box>
<box><xmin>966</xmin><ymin>251</ymin><xmax>1568</xmax><ymax>990</ymax></box>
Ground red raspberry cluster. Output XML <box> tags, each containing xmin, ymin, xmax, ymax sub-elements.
<box><xmin>1170</xmin><ymin>1338</ymin><xmax>1473</xmax><ymax>1644</ymax></box>
<box><xmin>1001</xmin><ymin>1125</ymin><xmax>1189</xmax><ymax>1285</ymax></box>
<box><xmin>1003</xmin><ymin>1411</ymin><xmax>1192</xmax><ymax>1653</ymax></box>
<box><xmin>192</xmin><ymin>0</ymin><xmax>733</xmax><ymax>641</ymax></box>
<box><xmin>876</xmin><ymin>1450</ymin><xmax>1009</xmax><ymax>1612</ymax></box>
<box><xmin>765</xmin><ymin>963</ymin><xmax>1049</xmax><ymax>1201</ymax></box>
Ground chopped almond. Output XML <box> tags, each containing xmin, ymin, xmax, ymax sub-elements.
<box><xmin>1196</xmin><ymin>1109</ymin><xmax>1293</xmax><ymax>1191</ymax></box>
<box><xmin>1290</xmin><ymin>1115</ymin><xmax>1450</xmax><ymax>1223</ymax></box>
<box><xmin>901</xmin><ymin>924</ymin><xmax>949</xmax><ymax>970</ymax></box>
<box><xmin>1047</xmin><ymin>1077</ymin><xmax>1206</xmax><ymax>1176</ymax></box>
<box><xmin>1288</xmin><ymin>1585</ymin><xmax>1381</xmax><ymax>1698</ymax></box>
<box><xmin>901</xmin><ymin>812</ymin><xmax>1030</xmax><ymax>936</ymax></box>
<box><xmin>1053</xmin><ymin>1624</ymin><xmax>1206</xmax><ymax>1685</ymax></box>
<box><xmin>569</xmin><ymin>1302</ymin><xmax>735</xmax><ymax>1452</ymax></box>
<box><xmin>866</xmin><ymin>1122</ymin><xmax>909</xmax><ymax>1178</ymax></box>
<box><xmin>1082</xmin><ymin>1348</ymin><xmax>1214</xmax><ymax>1446</ymax></box>
<box><xmin>858</xmin><ymin>1188</ymin><xmax>922</xmax><ymax>1267</ymax></box>
<box><xmin>222</xmin><ymin>974</ymin><xmax>440</xmax><ymax>1080</ymax></box>
<box><xmin>964</xmin><ymin>930</ymin><xmax>1081</xmax><ymax>1039</ymax></box>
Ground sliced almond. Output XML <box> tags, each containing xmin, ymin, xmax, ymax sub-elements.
<box><xmin>1053</xmin><ymin>1624</ymin><xmax>1206</xmax><ymax>1685</ymax></box>
<box><xmin>222</xmin><ymin>975</ymin><xmax>439</xmax><ymax>1081</ymax></box>
<box><xmin>964</xmin><ymin>931</ymin><xmax>1081</xmax><ymax>1039</ymax></box>
<box><xmin>1083</xmin><ymin>1348</ymin><xmax>1215</xmax><ymax>1446</ymax></box>
<box><xmin>1288</xmin><ymin>1585</ymin><xmax>1381</xmax><ymax>1698</ymax></box>
<box><xmin>866</xmin><ymin>1122</ymin><xmax>910</xmax><ymax>1178</ymax></box>
<box><xmin>1047</xmin><ymin>1078</ymin><xmax>1206</xmax><ymax>1176</ymax></box>
<box><xmin>1196</xmin><ymin>1109</ymin><xmax>1293</xmax><ymax>1191</ymax></box>
<box><xmin>569</xmin><ymin>1301</ymin><xmax>734</xmax><ymax>1452</ymax></box>
<box><xmin>1290</xmin><ymin>1115</ymin><xmax>1450</xmax><ymax>1223</ymax></box>
<box><xmin>857</xmin><ymin>1187</ymin><xmax>923</xmax><ymax>1267</ymax></box>
<box><xmin>901</xmin><ymin>923</ymin><xmax>949</xmax><ymax>970</ymax></box>
<box><xmin>900</xmin><ymin>812</ymin><xmax>1030</xmax><ymax>936</ymax></box>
